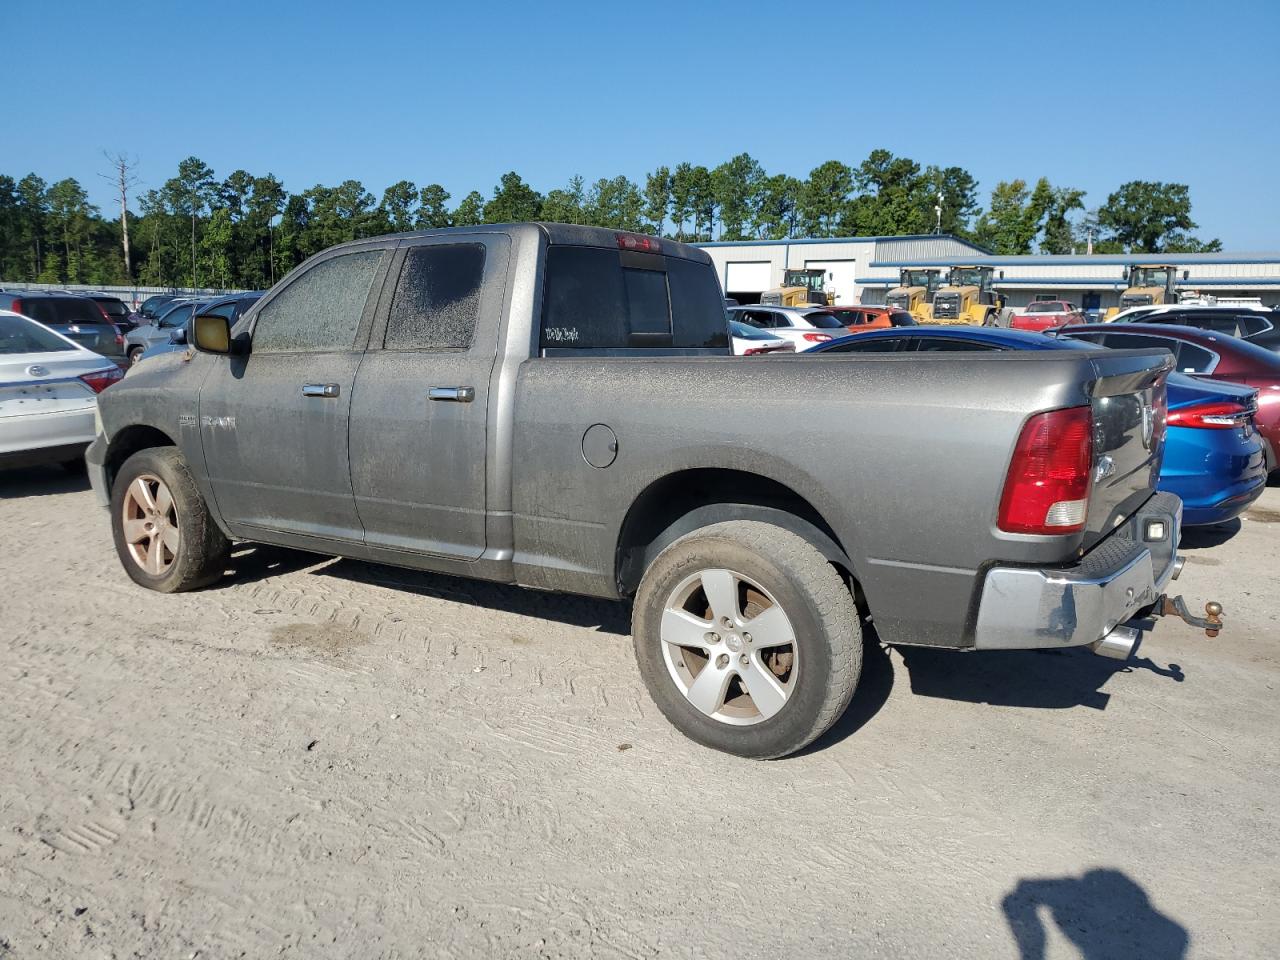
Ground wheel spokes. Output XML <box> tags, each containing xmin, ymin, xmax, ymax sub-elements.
<box><xmin>661</xmin><ymin>608</ymin><xmax>713</xmax><ymax>651</ymax></box>
<box><xmin>122</xmin><ymin>518</ymin><xmax>150</xmax><ymax>544</ymax></box>
<box><xmin>160</xmin><ymin>525</ymin><xmax>180</xmax><ymax>553</ymax></box>
<box><xmin>739</xmin><ymin>657</ymin><xmax>788</xmax><ymax>720</ymax></box>
<box><xmin>699</xmin><ymin>569</ymin><xmax>739</xmax><ymax>624</ymax></box>
<box><xmin>686</xmin><ymin>662</ymin><xmax>733</xmax><ymax>716</ymax></box>
<box><xmin>743</xmin><ymin>605</ymin><xmax>794</xmax><ymax>649</ymax></box>
<box><xmin>145</xmin><ymin>538</ymin><xmax>165</xmax><ymax>575</ymax></box>
<box><xmin>154</xmin><ymin>483</ymin><xmax>174</xmax><ymax>519</ymax></box>
<box><xmin>129</xmin><ymin>476</ymin><xmax>157</xmax><ymax>513</ymax></box>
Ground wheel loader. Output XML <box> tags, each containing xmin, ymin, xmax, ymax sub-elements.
<box><xmin>1104</xmin><ymin>265</ymin><xmax>1178</xmax><ymax>320</ymax></box>
<box><xmin>885</xmin><ymin>268</ymin><xmax>943</xmax><ymax>322</ymax></box>
<box><xmin>929</xmin><ymin>265</ymin><xmax>1004</xmax><ymax>326</ymax></box>
<box><xmin>759</xmin><ymin>269</ymin><xmax>834</xmax><ymax>307</ymax></box>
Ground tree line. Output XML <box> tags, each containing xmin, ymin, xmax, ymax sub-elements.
<box><xmin>0</xmin><ymin>149</ymin><xmax>1221</xmax><ymax>290</ymax></box>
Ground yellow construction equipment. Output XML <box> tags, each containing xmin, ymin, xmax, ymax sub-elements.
<box><xmin>929</xmin><ymin>265</ymin><xmax>1004</xmax><ymax>326</ymax></box>
<box><xmin>1104</xmin><ymin>264</ymin><xmax>1178</xmax><ymax>319</ymax></box>
<box><xmin>760</xmin><ymin>269</ymin><xmax>834</xmax><ymax>307</ymax></box>
<box><xmin>885</xmin><ymin>268</ymin><xmax>943</xmax><ymax>322</ymax></box>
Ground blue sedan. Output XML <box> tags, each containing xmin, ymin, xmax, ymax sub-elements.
<box><xmin>813</xmin><ymin>326</ymin><xmax>1267</xmax><ymax>526</ymax></box>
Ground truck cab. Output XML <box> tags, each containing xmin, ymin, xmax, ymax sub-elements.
<box><xmin>1117</xmin><ymin>264</ymin><xmax>1179</xmax><ymax>314</ymax></box>
<box><xmin>760</xmin><ymin>269</ymin><xmax>831</xmax><ymax>307</ymax></box>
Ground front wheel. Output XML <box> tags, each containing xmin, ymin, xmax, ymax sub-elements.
<box><xmin>110</xmin><ymin>446</ymin><xmax>230</xmax><ymax>592</ymax></box>
<box><xmin>633</xmin><ymin>520</ymin><xmax>862</xmax><ymax>759</ymax></box>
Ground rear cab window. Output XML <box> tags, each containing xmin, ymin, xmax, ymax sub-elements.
<box><xmin>540</xmin><ymin>245</ymin><xmax>729</xmax><ymax>353</ymax></box>
<box><xmin>20</xmin><ymin>297</ymin><xmax>107</xmax><ymax>326</ymax></box>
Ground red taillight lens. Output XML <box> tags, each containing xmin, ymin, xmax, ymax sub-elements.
<box><xmin>802</xmin><ymin>332</ymin><xmax>833</xmax><ymax>342</ymax></box>
<box><xmin>998</xmin><ymin>406</ymin><xmax>1094</xmax><ymax>535</ymax></box>
<box><xmin>616</xmin><ymin>232</ymin><xmax>662</xmax><ymax>253</ymax></box>
<box><xmin>79</xmin><ymin>366</ymin><xmax>124</xmax><ymax>394</ymax></box>
<box><xmin>10</xmin><ymin>297</ymin><xmax>22</xmax><ymax>315</ymax></box>
<box><xmin>1166</xmin><ymin>401</ymin><xmax>1252</xmax><ymax>429</ymax></box>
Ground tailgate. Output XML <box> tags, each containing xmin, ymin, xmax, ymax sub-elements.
<box><xmin>1082</xmin><ymin>350</ymin><xmax>1173</xmax><ymax>550</ymax></box>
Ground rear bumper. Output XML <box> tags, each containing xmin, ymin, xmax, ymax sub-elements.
<box><xmin>0</xmin><ymin>405</ymin><xmax>96</xmax><ymax>458</ymax></box>
<box><xmin>974</xmin><ymin>492</ymin><xmax>1183</xmax><ymax>650</ymax></box>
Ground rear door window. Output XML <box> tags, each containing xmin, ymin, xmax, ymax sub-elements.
<box><xmin>540</xmin><ymin>246</ymin><xmax>728</xmax><ymax>351</ymax></box>
<box><xmin>802</xmin><ymin>311</ymin><xmax>849</xmax><ymax>330</ymax></box>
<box><xmin>253</xmin><ymin>250</ymin><xmax>383</xmax><ymax>353</ymax></box>
<box><xmin>1100</xmin><ymin>333</ymin><xmax>1179</xmax><ymax>357</ymax></box>
<box><xmin>384</xmin><ymin>243</ymin><xmax>486</xmax><ymax>351</ymax></box>
<box><xmin>1237</xmin><ymin>314</ymin><xmax>1271</xmax><ymax>337</ymax></box>
<box><xmin>1173</xmin><ymin>342</ymin><xmax>1216</xmax><ymax>373</ymax></box>
<box><xmin>820</xmin><ymin>337</ymin><xmax>905</xmax><ymax>353</ymax></box>
<box><xmin>911</xmin><ymin>338</ymin><xmax>999</xmax><ymax>352</ymax></box>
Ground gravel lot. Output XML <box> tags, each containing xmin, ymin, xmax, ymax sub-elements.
<box><xmin>1</xmin><ymin>466</ymin><xmax>1277</xmax><ymax>959</ymax></box>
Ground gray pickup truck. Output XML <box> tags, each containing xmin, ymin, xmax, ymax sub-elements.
<box><xmin>87</xmin><ymin>223</ymin><xmax>1212</xmax><ymax>758</ymax></box>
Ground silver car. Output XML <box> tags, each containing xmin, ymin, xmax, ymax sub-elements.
<box><xmin>0</xmin><ymin>309</ymin><xmax>123</xmax><ymax>469</ymax></box>
<box><xmin>125</xmin><ymin>299</ymin><xmax>207</xmax><ymax>364</ymax></box>
<box><xmin>727</xmin><ymin>305</ymin><xmax>850</xmax><ymax>350</ymax></box>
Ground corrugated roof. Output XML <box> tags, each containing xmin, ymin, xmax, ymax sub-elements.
<box><xmin>871</xmin><ymin>252</ymin><xmax>1280</xmax><ymax>267</ymax></box>
<box><xmin>695</xmin><ymin>233</ymin><xmax>990</xmax><ymax>251</ymax></box>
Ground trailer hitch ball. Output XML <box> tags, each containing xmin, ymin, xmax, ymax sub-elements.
<box><xmin>1157</xmin><ymin>595</ymin><xmax>1224</xmax><ymax>638</ymax></box>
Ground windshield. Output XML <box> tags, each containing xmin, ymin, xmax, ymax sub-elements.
<box><xmin>901</xmin><ymin>270</ymin><xmax>939</xmax><ymax>291</ymax></box>
<box><xmin>802</xmin><ymin>311</ymin><xmax>850</xmax><ymax>330</ymax></box>
<box><xmin>1026</xmin><ymin>302</ymin><xmax>1064</xmax><ymax>313</ymax></box>
<box><xmin>948</xmin><ymin>268</ymin><xmax>989</xmax><ymax>289</ymax></box>
<box><xmin>784</xmin><ymin>271</ymin><xmax>824</xmax><ymax>292</ymax></box>
<box><xmin>0</xmin><ymin>313</ymin><xmax>77</xmax><ymax>353</ymax></box>
<box><xmin>1131</xmin><ymin>267</ymin><xmax>1172</xmax><ymax>288</ymax></box>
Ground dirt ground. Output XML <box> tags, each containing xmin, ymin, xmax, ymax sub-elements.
<box><xmin>1</xmin><ymin>466</ymin><xmax>1277</xmax><ymax>960</ymax></box>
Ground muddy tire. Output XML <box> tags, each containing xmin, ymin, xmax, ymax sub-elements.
<box><xmin>633</xmin><ymin>520</ymin><xmax>862</xmax><ymax>759</ymax></box>
<box><xmin>128</xmin><ymin>346</ymin><xmax>145</xmax><ymax>364</ymax></box>
<box><xmin>110</xmin><ymin>446</ymin><xmax>230</xmax><ymax>593</ymax></box>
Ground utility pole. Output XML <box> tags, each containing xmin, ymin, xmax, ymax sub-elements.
<box><xmin>100</xmin><ymin>152</ymin><xmax>138</xmax><ymax>279</ymax></box>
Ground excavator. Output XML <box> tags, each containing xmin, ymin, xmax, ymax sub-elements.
<box><xmin>759</xmin><ymin>269</ymin><xmax>834</xmax><ymax>307</ymax></box>
<box><xmin>929</xmin><ymin>265</ymin><xmax>1004</xmax><ymax>326</ymax></box>
<box><xmin>1104</xmin><ymin>264</ymin><xmax>1178</xmax><ymax>319</ymax></box>
<box><xmin>885</xmin><ymin>268</ymin><xmax>943</xmax><ymax>322</ymax></box>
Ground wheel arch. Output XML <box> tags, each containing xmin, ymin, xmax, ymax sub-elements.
<box><xmin>103</xmin><ymin>424</ymin><xmax>179</xmax><ymax>495</ymax></box>
<box><xmin>615</xmin><ymin>468</ymin><xmax>858</xmax><ymax>598</ymax></box>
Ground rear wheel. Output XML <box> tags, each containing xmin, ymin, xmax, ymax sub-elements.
<box><xmin>110</xmin><ymin>447</ymin><xmax>229</xmax><ymax>592</ymax></box>
<box><xmin>128</xmin><ymin>345</ymin><xmax>145</xmax><ymax>364</ymax></box>
<box><xmin>633</xmin><ymin>520</ymin><xmax>861</xmax><ymax>759</ymax></box>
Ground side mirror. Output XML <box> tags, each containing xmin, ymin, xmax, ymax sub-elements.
<box><xmin>168</xmin><ymin>326</ymin><xmax>188</xmax><ymax>345</ymax></box>
<box><xmin>191</xmin><ymin>313</ymin><xmax>234</xmax><ymax>354</ymax></box>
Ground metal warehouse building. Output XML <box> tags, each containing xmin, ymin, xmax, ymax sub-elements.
<box><xmin>697</xmin><ymin>236</ymin><xmax>1280</xmax><ymax>310</ymax></box>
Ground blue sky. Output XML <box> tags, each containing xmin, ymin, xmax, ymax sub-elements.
<box><xmin>9</xmin><ymin>0</ymin><xmax>1279</xmax><ymax>248</ymax></box>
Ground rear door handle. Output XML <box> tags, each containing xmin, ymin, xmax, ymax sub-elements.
<box><xmin>429</xmin><ymin>386</ymin><xmax>475</xmax><ymax>403</ymax></box>
<box><xmin>302</xmin><ymin>383</ymin><xmax>340</xmax><ymax>398</ymax></box>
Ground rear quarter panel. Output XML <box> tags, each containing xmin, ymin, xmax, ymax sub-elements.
<box><xmin>510</xmin><ymin>350</ymin><xmax>1157</xmax><ymax>648</ymax></box>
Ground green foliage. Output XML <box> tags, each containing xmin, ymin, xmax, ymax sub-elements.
<box><xmin>483</xmin><ymin>172</ymin><xmax>542</xmax><ymax>224</ymax></box>
<box><xmin>1096</xmin><ymin>181</ymin><xmax>1219</xmax><ymax>253</ymax></box>
<box><xmin>0</xmin><ymin>153</ymin><xmax>1223</xmax><ymax>289</ymax></box>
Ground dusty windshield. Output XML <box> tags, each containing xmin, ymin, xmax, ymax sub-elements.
<box><xmin>902</xmin><ymin>270</ymin><xmax>939</xmax><ymax>290</ymax></box>
<box><xmin>949</xmin><ymin>269</ymin><xmax>987</xmax><ymax>288</ymax></box>
<box><xmin>1132</xmin><ymin>268</ymin><xmax>1172</xmax><ymax>288</ymax></box>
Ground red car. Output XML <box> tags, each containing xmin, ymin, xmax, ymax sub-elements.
<box><xmin>1059</xmin><ymin>323</ymin><xmax>1280</xmax><ymax>474</ymax></box>
<box><xmin>808</xmin><ymin>305</ymin><xmax>917</xmax><ymax>333</ymax></box>
<box><xmin>1010</xmin><ymin>300</ymin><xmax>1087</xmax><ymax>332</ymax></box>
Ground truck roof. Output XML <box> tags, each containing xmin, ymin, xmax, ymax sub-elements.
<box><xmin>321</xmin><ymin>222</ymin><xmax>713</xmax><ymax>265</ymax></box>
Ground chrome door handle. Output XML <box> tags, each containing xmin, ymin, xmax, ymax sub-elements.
<box><xmin>302</xmin><ymin>383</ymin><xmax>340</xmax><ymax>398</ymax></box>
<box><xmin>429</xmin><ymin>386</ymin><xmax>475</xmax><ymax>403</ymax></box>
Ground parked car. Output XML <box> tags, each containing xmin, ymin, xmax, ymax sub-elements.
<box><xmin>727</xmin><ymin>304</ymin><xmax>850</xmax><ymax>350</ymax></box>
<box><xmin>138</xmin><ymin>295</ymin><xmax>179</xmax><ymax>321</ymax></box>
<box><xmin>126</xmin><ymin>299</ymin><xmax>210</xmax><ymax>363</ymax></box>
<box><xmin>0</xmin><ymin>309</ymin><xmax>124</xmax><ymax>470</ymax></box>
<box><xmin>1057</xmin><ymin>322</ymin><xmax>1280</xmax><ymax>475</ymax></box>
<box><xmin>1009</xmin><ymin>300</ymin><xmax>1087</xmax><ymax>332</ymax></box>
<box><xmin>1106</xmin><ymin>306</ymin><xmax>1280</xmax><ymax>351</ymax></box>
<box><xmin>89</xmin><ymin>224</ymin><xmax>1204</xmax><ymax>759</ymax></box>
<box><xmin>133</xmin><ymin>293</ymin><xmax>263</xmax><ymax>364</ymax></box>
<box><xmin>84</xmin><ymin>293</ymin><xmax>139</xmax><ymax>331</ymax></box>
<box><xmin>810</xmin><ymin>305</ymin><xmax>917</xmax><ymax>333</ymax></box>
<box><xmin>1110</xmin><ymin>302</ymin><xmax>1269</xmax><ymax>325</ymax></box>
<box><xmin>729</xmin><ymin>320</ymin><xmax>794</xmax><ymax>356</ymax></box>
<box><xmin>814</xmin><ymin>326</ymin><xmax>1267</xmax><ymax>525</ymax></box>
<box><xmin>0</xmin><ymin>291</ymin><xmax>127</xmax><ymax>363</ymax></box>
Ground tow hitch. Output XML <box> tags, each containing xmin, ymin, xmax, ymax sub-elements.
<box><xmin>1154</xmin><ymin>595</ymin><xmax>1225</xmax><ymax>638</ymax></box>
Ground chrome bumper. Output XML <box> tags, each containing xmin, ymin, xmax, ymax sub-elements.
<box><xmin>974</xmin><ymin>493</ymin><xmax>1183</xmax><ymax>650</ymax></box>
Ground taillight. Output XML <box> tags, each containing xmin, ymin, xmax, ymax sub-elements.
<box><xmin>998</xmin><ymin>406</ymin><xmax>1094</xmax><ymax>535</ymax></box>
<box><xmin>802</xmin><ymin>332</ymin><xmax>833</xmax><ymax>342</ymax></box>
<box><xmin>1166</xmin><ymin>401</ymin><xmax>1252</xmax><ymax>430</ymax></box>
<box><xmin>79</xmin><ymin>366</ymin><xmax>124</xmax><ymax>394</ymax></box>
<box><xmin>616</xmin><ymin>233</ymin><xmax>662</xmax><ymax>253</ymax></box>
<box><xmin>10</xmin><ymin>297</ymin><xmax>22</xmax><ymax>315</ymax></box>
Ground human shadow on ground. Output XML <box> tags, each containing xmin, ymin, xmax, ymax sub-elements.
<box><xmin>896</xmin><ymin>638</ymin><xmax>1183</xmax><ymax>712</ymax></box>
<box><xmin>0</xmin><ymin>463</ymin><xmax>91</xmax><ymax>498</ymax></box>
<box><xmin>1002</xmin><ymin>868</ymin><xmax>1188</xmax><ymax>960</ymax></box>
<box><xmin>316</xmin><ymin>557</ymin><xmax>633</xmax><ymax>636</ymax></box>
